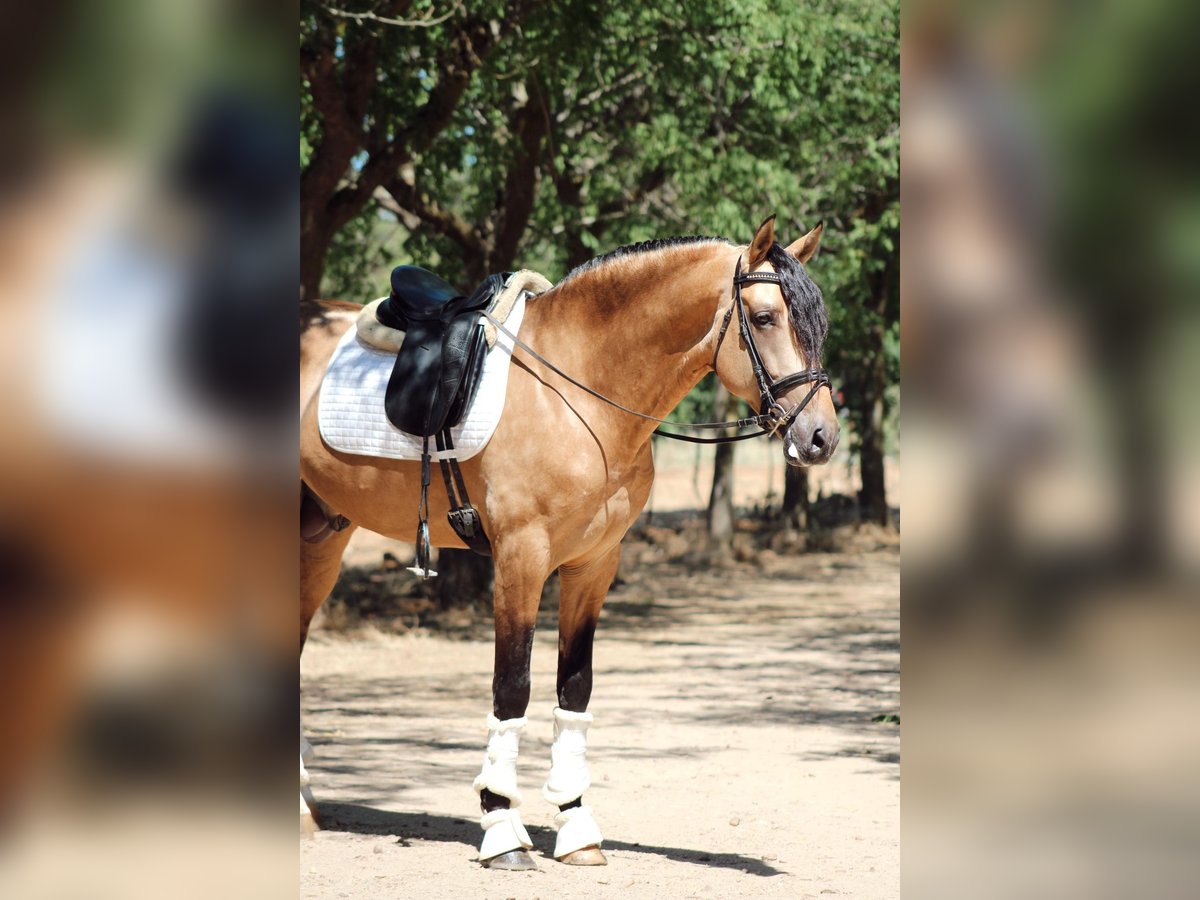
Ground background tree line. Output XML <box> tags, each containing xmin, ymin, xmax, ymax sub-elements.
<box><xmin>301</xmin><ymin>0</ymin><xmax>898</xmax><ymax>583</ymax></box>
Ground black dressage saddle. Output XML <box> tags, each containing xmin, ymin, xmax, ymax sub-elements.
<box><xmin>376</xmin><ymin>266</ymin><xmax>514</xmax><ymax>568</ymax></box>
<box><xmin>380</xmin><ymin>266</ymin><xmax>507</xmax><ymax>437</ymax></box>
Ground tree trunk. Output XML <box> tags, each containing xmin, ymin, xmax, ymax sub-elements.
<box><xmin>300</xmin><ymin>217</ymin><xmax>335</xmax><ymax>301</ymax></box>
<box><xmin>706</xmin><ymin>384</ymin><xmax>736</xmax><ymax>555</ymax></box>
<box><xmin>854</xmin><ymin>222</ymin><xmax>895</xmax><ymax>530</ymax></box>
<box><xmin>857</xmin><ymin>335</ymin><xmax>889</xmax><ymax>527</ymax></box>
<box><xmin>436</xmin><ymin>550</ymin><xmax>494</xmax><ymax>610</ymax></box>
<box><xmin>782</xmin><ymin>465</ymin><xmax>809</xmax><ymax>530</ymax></box>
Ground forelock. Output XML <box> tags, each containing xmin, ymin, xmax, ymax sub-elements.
<box><xmin>765</xmin><ymin>242</ymin><xmax>828</xmax><ymax>363</ymax></box>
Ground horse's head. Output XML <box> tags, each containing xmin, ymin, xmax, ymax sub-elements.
<box><xmin>714</xmin><ymin>215</ymin><xmax>840</xmax><ymax>467</ymax></box>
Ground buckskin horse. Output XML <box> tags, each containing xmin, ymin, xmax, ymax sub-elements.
<box><xmin>298</xmin><ymin>214</ymin><xmax>840</xmax><ymax>869</ymax></box>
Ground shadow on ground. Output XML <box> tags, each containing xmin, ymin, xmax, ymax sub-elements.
<box><xmin>316</xmin><ymin>802</ymin><xmax>785</xmax><ymax>877</ymax></box>
<box><xmin>305</xmin><ymin>547</ymin><xmax>899</xmax><ymax>800</ymax></box>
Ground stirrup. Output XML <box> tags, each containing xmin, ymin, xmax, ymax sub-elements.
<box><xmin>408</xmin><ymin>439</ymin><xmax>437</xmax><ymax>577</ymax></box>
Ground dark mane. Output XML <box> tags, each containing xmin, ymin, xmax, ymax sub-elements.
<box><xmin>561</xmin><ymin>235</ymin><xmax>733</xmax><ymax>283</ymax></box>
<box><xmin>766</xmin><ymin>242</ymin><xmax>828</xmax><ymax>364</ymax></box>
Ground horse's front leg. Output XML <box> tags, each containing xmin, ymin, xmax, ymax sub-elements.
<box><xmin>473</xmin><ymin>540</ymin><xmax>549</xmax><ymax>870</ymax></box>
<box><xmin>544</xmin><ymin>545</ymin><xmax>621</xmax><ymax>866</ymax></box>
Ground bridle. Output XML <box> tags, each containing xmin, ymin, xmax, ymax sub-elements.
<box><xmin>708</xmin><ymin>257</ymin><xmax>832</xmax><ymax>438</ymax></box>
<box><xmin>481</xmin><ymin>254</ymin><xmax>833</xmax><ymax>445</ymax></box>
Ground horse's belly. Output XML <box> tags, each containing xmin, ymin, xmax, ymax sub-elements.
<box><xmin>299</xmin><ymin>405</ymin><xmax>468</xmax><ymax>548</ymax></box>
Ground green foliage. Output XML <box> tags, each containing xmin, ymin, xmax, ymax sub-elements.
<box><xmin>303</xmin><ymin>0</ymin><xmax>898</xmax><ymax>478</ymax></box>
<box><xmin>323</xmin><ymin>214</ymin><xmax>411</xmax><ymax>303</ymax></box>
<box><xmin>307</xmin><ymin>0</ymin><xmax>896</xmax><ymax>280</ymax></box>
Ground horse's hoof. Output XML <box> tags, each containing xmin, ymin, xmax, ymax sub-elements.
<box><xmin>481</xmin><ymin>849</ymin><xmax>538</xmax><ymax>871</ymax></box>
<box><xmin>558</xmin><ymin>846</ymin><xmax>607</xmax><ymax>866</ymax></box>
<box><xmin>300</xmin><ymin>811</ymin><xmax>318</xmax><ymax>838</ymax></box>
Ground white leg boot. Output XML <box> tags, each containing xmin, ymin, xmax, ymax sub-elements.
<box><xmin>300</xmin><ymin>734</ymin><xmax>316</xmax><ymax>835</ymax></box>
<box><xmin>543</xmin><ymin>707</ymin><xmax>605</xmax><ymax>860</ymax></box>
<box><xmin>472</xmin><ymin>715</ymin><xmax>533</xmax><ymax>861</ymax></box>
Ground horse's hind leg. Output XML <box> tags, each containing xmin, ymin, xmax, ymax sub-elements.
<box><xmin>545</xmin><ymin>545</ymin><xmax>621</xmax><ymax>865</ymax></box>
<box><xmin>299</xmin><ymin>523</ymin><xmax>356</xmax><ymax>834</ymax></box>
<box><xmin>473</xmin><ymin>540</ymin><xmax>552</xmax><ymax>870</ymax></box>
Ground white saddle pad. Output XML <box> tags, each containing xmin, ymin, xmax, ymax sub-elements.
<box><xmin>317</xmin><ymin>294</ymin><xmax>527</xmax><ymax>461</ymax></box>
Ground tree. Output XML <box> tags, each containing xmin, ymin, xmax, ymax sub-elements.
<box><xmin>300</xmin><ymin>0</ymin><xmax>545</xmax><ymax>299</ymax></box>
<box><xmin>705</xmin><ymin>384</ymin><xmax>737</xmax><ymax>557</ymax></box>
<box><xmin>436</xmin><ymin>549</ymin><xmax>492</xmax><ymax>609</ymax></box>
<box><xmin>822</xmin><ymin>207</ymin><xmax>899</xmax><ymax>527</ymax></box>
<box><xmin>783</xmin><ymin>467</ymin><xmax>809</xmax><ymax>530</ymax></box>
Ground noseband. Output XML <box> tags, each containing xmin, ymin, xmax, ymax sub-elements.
<box><xmin>481</xmin><ymin>255</ymin><xmax>834</xmax><ymax>445</ymax></box>
<box><xmin>713</xmin><ymin>257</ymin><xmax>832</xmax><ymax>436</ymax></box>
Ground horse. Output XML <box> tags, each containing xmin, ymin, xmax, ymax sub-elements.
<box><xmin>298</xmin><ymin>214</ymin><xmax>840</xmax><ymax>870</ymax></box>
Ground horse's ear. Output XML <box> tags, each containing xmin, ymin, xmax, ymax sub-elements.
<box><xmin>748</xmin><ymin>214</ymin><xmax>777</xmax><ymax>267</ymax></box>
<box><xmin>785</xmin><ymin>221</ymin><xmax>824</xmax><ymax>264</ymax></box>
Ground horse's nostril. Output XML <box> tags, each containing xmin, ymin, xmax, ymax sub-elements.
<box><xmin>810</xmin><ymin>428</ymin><xmax>826</xmax><ymax>452</ymax></box>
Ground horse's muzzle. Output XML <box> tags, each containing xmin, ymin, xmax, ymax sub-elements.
<box><xmin>783</xmin><ymin>421</ymin><xmax>838</xmax><ymax>467</ymax></box>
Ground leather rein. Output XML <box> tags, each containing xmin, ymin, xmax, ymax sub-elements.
<box><xmin>481</xmin><ymin>255</ymin><xmax>832</xmax><ymax>445</ymax></box>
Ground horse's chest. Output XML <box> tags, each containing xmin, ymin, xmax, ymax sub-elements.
<box><xmin>566</xmin><ymin>458</ymin><xmax>653</xmax><ymax>545</ymax></box>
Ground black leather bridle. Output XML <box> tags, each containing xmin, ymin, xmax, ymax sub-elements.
<box><xmin>482</xmin><ymin>255</ymin><xmax>833</xmax><ymax>444</ymax></box>
<box><xmin>708</xmin><ymin>258</ymin><xmax>833</xmax><ymax>439</ymax></box>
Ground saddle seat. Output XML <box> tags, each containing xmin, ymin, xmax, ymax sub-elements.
<box><xmin>384</xmin><ymin>265</ymin><xmax>460</xmax><ymax>320</ymax></box>
<box><xmin>358</xmin><ymin>268</ymin><xmax>551</xmax><ymax>355</ymax></box>
<box><xmin>368</xmin><ymin>266</ymin><xmax>552</xmax><ymax>438</ymax></box>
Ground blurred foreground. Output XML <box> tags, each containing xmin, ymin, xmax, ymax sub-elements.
<box><xmin>0</xmin><ymin>3</ymin><xmax>296</xmax><ymax>898</ymax></box>
<box><xmin>904</xmin><ymin>0</ymin><xmax>1200</xmax><ymax>896</ymax></box>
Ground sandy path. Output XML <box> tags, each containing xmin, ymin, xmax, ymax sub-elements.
<box><xmin>300</xmin><ymin>549</ymin><xmax>898</xmax><ymax>899</ymax></box>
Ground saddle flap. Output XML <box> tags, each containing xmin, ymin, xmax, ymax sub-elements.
<box><xmin>444</xmin><ymin>322</ymin><xmax>488</xmax><ymax>426</ymax></box>
<box><xmin>384</xmin><ymin>321</ymin><xmax>450</xmax><ymax>435</ymax></box>
<box><xmin>382</xmin><ymin>271</ymin><xmax>510</xmax><ymax>437</ymax></box>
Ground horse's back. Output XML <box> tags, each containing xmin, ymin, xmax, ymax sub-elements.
<box><xmin>300</xmin><ymin>299</ymin><xmax>357</xmax><ymax>418</ymax></box>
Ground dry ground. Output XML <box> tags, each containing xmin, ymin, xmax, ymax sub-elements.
<box><xmin>300</xmin><ymin>518</ymin><xmax>898</xmax><ymax>899</ymax></box>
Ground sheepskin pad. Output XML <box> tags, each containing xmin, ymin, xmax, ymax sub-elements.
<box><xmin>354</xmin><ymin>269</ymin><xmax>551</xmax><ymax>353</ymax></box>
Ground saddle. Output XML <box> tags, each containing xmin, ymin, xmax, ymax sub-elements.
<box><xmin>363</xmin><ymin>266</ymin><xmax>551</xmax><ymax>576</ymax></box>
<box><xmin>381</xmin><ymin>266</ymin><xmax>503</xmax><ymax>437</ymax></box>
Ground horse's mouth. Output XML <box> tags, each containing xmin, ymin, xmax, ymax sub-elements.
<box><xmin>783</xmin><ymin>431</ymin><xmax>836</xmax><ymax>467</ymax></box>
<box><xmin>784</xmin><ymin>441</ymin><xmax>814</xmax><ymax>467</ymax></box>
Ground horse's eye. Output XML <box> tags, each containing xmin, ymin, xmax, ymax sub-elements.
<box><xmin>753</xmin><ymin>311</ymin><xmax>774</xmax><ymax>328</ymax></box>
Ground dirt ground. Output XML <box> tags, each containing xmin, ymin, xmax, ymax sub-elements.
<box><xmin>300</xmin><ymin>505</ymin><xmax>899</xmax><ymax>899</ymax></box>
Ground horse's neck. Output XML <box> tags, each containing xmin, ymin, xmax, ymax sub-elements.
<box><xmin>526</xmin><ymin>244</ymin><xmax>737</xmax><ymax>442</ymax></box>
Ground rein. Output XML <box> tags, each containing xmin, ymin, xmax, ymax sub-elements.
<box><xmin>481</xmin><ymin>256</ymin><xmax>831</xmax><ymax>445</ymax></box>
